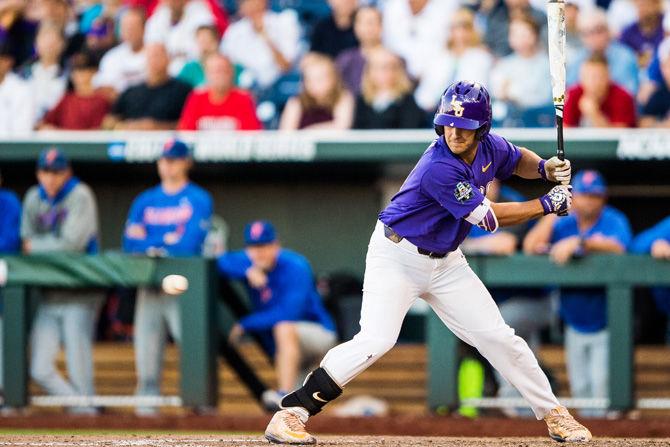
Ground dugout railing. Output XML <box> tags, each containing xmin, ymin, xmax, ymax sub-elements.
<box><xmin>1</xmin><ymin>253</ymin><xmax>670</xmax><ymax>412</ymax></box>
<box><xmin>1</xmin><ymin>254</ymin><xmax>220</xmax><ymax>409</ymax></box>
<box><xmin>428</xmin><ymin>254</ymin><xmax>670</xmax><ymax>413</ymax></box>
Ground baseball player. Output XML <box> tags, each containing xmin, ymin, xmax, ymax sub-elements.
<box><xmin>21</xmin><ymin>148</ymin><xmax>103</xmax><ymax>414</ymax></box>
<box><xmin>264</xmin><ymin>81</ymin><xmax>591</xmax><ymax>444</ymax></box>
<box><xmin>123</xmin><ymin>139</ymin><xmax>213</xmax><ymax>415</ymax></box>
<box><xmin>218</xmin><ymin>220</ymin><xmax>337</xmax><ymax>410</ymax></box>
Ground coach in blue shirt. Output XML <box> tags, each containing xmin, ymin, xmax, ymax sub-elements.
<box><xmin>524</xmin><ymin>170</ymin><xmax>632</xmax><ymax>417</ymax></box>
<box><xmin>218</xmin><ymin>220</ymin><xmax>336</xmax><ymax>409</ymax></box>
<box><xmin>631</xmin><ymin>216</ymin><xmax>670</xmax><ymax>333</ymax></box>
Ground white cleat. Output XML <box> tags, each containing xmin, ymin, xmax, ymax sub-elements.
<box><xmin>544</xmin><ymin>406</ymin><xmax>592</xmax><ymax>443</ymax></box>
<box><xmin>264</xmin><ymin>409</ymin><xmax>316</xmax><ymax>445</ymax></box>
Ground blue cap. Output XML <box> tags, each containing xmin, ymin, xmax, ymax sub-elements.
<box><xmin>573</xmin><ymin>170</ymin><xmax>607</xmax><ymax>196</ymax></box>
<box><xmin>244</xmin><ymin>220</ymin><xmax>277</xmax><ymax>246</ymax></box>
<box><xmin>37</xmin><ymin>147</ymin><xmax>69</xmax><ymax>171</ymax></box>
<box><xmin>161</xmin><ymin>139</ymin><xmax>190</xmax><ymax>159</ymax></box>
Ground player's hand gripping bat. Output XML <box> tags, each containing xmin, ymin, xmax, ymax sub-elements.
<box><xmin>547</xmin><ymin>0</ymin><xmax>568</xmax><ymax>214</ymax></box>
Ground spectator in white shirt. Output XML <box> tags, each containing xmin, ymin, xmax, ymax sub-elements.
<box><xmin>0</xmin><ymin>40</ymin><xmax>34</xmax><ymax>136</ymax></box>
<box><xmin>220</xmin><ymin>0</ymin><xmax>301</xmax><ymax>90</ymax></box>
<box><xmin>381</xmin><ymin>0</ymin><xmax>454</xmax><ymax>79</ymax></box>
<box><xmin>144</xmin><ymin>0</ymin><xmax>215</xmax><ymax>76</ymax></box>
<box><xmin>20</xmin><ymin>23</ymin><xmax>67</xmax><ymax>123</ymax></box>
<box><xmin>95</xmin><ymin>7</ymin><xmax>147</xmax><ymax>101</ymax></box>
<box><xmin>491</xmin><ymin>14</ymin><xmax>552</xmax><ymax>110</ymax></box>
<box><xmin>414</xmin><ymin>8</ymin><xmax>493</xmax><ymax>112</ymax></box>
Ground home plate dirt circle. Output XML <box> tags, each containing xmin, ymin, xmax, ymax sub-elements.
<box><xmin>0</xmin><ymin>436</ymin><xmax>668</xmax><ymax>447</ymax></box>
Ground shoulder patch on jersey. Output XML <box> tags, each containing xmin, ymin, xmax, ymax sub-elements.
<box><xmin>454</xmin><ymin>181</ymin><xmax>474</xmax><ymax>203</ymax></box>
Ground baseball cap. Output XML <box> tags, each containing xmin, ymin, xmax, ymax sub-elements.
<box><xmin>161</xmin><ymin>139</ymin><xmax>190</xmax><ymax>159</ymax></box>
<box><xmin>572</xmin><ymin>170</ymin><xmax>607</xmax><ymax>196</ymax></box>
<box><xmin>244</xmin><ymin>220</ymin><xmax>277</xmax><ymax>246</ymax></box>
<box><xmin>37</xmin><ymin>147</ymin><xmax>70</xmax><ymax>171</ymax></box>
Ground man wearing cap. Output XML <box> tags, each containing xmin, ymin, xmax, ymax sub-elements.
<box><xmin>524</xmin><ymin>170</ymin><xmax>632</xmax><ymax>417</ymax></box>
<box><xmin>21</xmin><ymin>148</ymin><xmax>103</xmax><ymax>413</ymax></box>
<box><xmin>217</xmin><ymin>220</ymin><xmax>337</xmax><ymax>410</ymax></box>
<box><xmin>640</xmin><ymin>38</ymin><xmax>670</xmax><ymax>127</ymax></box>
<box><xmin>123</xmin><ymin>139</ymin><xmax>212</xmax><ymax>415</ymax></box>
<box><xmin>0</xmin><ymin>37</ymin><xmax>34</xmax><ymax>135</ymax></box>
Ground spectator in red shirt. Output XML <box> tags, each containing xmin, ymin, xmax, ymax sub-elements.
<box><xmin>177</xmin><ymin>53</ymin><xmax>261</xmax><ymax>131</ymax></box>
<box><xmin>38</xmin><ymin>52</ymin><xmax>111</xmax><ymax>130</ymax></box>
<box><xmin>564</xmin><ymin>53</ymin><xmax>637</xmax><ymax>127</ymax></box>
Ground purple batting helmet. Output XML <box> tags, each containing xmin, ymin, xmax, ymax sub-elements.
<box><xmin>433</xmin><ymin>80</ymin><xmax>492</xmax><ymax>139</ymax></box>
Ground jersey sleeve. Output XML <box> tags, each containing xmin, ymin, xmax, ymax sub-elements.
<box><xmin>631</xmin><ymin>216</ymin><xmax>670</xmax><ymax>253</ymax></box>
<box><xmin>239</xmin><ymin>259</ymin><xmax>313</xmax><ymax>332</ymax></box>
<box><xmin>602</xmin><ymin>211</ymin><xmax>633</xmax><ymax>249</ymax></box>
<box><xmin>217</xmin><ymin>251</ymin><xmax>252</xmax><ymax>279</ymax></box>
<box><xmin>420</xmin><ymin>162</ymin><xmax>485</xmax><ymax>220</ymax></box>
<box><xmin>0</xmin><ymin>193</ymin><xmax>21</xmax><ymax>253</ymax></box>
<box><xmin>490</xmin><ymin>134</ymin><xmax>522</xmax><ymax>180</ymax></box>
<box><xmin>122</xmin><ymin>192</ymin><xmax>150</xmax><ymax>254</ymax></box>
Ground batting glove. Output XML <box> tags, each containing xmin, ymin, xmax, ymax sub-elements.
<box><xmin>540</xmin><ymin>157</ymin><xmax>572</xmax><ymax>184</ymax></box>
<box><xmin>540</xmin><ymin>185</ymin><xmax>572</xmax><ymax>215</ymax></box>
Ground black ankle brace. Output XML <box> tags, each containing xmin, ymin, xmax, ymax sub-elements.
<box><xmin>280</xmin><ymin>367</ymin><xmax>342</xmax><ymax>416</ymax></box>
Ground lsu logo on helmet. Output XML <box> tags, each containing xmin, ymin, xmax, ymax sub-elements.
<box><xmin>450</xmin><ymin>95</ymin><xmax>465</xmax><ymax>117</ymax></box>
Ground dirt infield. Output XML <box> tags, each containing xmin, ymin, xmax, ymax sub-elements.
<box><xmin>0</xmin><ymin>435</ymin><xmax>668</xmax><ymax>447</ymax></box>
<box><xmin>2</xmin><ymin>415</ymin><xmax>670</xmax><ymax>438</ymax></box>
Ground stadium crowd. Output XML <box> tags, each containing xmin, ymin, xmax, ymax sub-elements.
<box><xmin>0</xmin><ymin>0</ymin><xmax>669</xmax><ymax>134</ymax></box>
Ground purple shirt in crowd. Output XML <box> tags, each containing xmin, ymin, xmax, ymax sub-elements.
<box><xmin>336</xmin><ymin>48</ymin><xmax>365</xmax><ymax>94</ymax></box>
<box><xmin>379</xmin><ymin>133</ymin><xmax>522</xmax><ymax>253</ymax></box>
<box><xmin>619</xmin><ymin>18</ymin><xmax>664</xmax><ymax>58</ymax></box>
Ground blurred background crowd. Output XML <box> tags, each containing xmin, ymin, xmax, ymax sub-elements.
<box><xmin>0</xmin><ymin>0</ymin><xmax>669</xmax><ymax>135</ymax></box>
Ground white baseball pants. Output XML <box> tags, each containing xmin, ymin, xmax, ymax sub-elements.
<box><xmin>321</xmin><ymin>221</ymin><xmax>560</xmax><ymax>419</ymax></box>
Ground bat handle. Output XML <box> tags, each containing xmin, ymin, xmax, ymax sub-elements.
<box><xmin>556</xmin><ymin>113</ymin><xmax>565</xmax><ymax>161</ymax></box>
<box><xmin>555</xmin><ymin>107</ymin><xmax>568</xmax><ymax>216</ymax></box>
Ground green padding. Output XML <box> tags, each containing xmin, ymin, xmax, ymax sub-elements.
<box><xmin>3</xmin><ymin>253</ymin><xmax>155</xmax><ymax>287</ymax></box>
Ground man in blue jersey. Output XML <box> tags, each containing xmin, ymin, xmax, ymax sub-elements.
<box><xmin>631</xmin><ymin>215</ymin><xmax>670</xmax><ymax>342</ymax></box>
<box><xmin>0</xmin><ymin>167</ymin><xmax>21</xmax><ymax>395</ymax></box>
<box><xmin>218</xmin><ymin>220</ymin><xmax>337</xmax><ymax>410</ymax></box>
<box><xmin>524</xmin><ymin>170</ymin><xmax>632</xmax><ymax>418</ymax></box>
<box><xmin>123</xmin><ymin>139</ymin><xmax>213</xmax><ymax>415</ymax></box>
<box><xmin>0</xmin><ymin>168</ymin><xmax>21</xmax><ymax>255</ymax></box>
<box><xmin>22</xmin><ymin>148</ymin><xmax>103</xmax><ymax>414</ymax></box>
<box><xmin>265</xmin><ymin>81</ymin><xmax>591</xmax><ymax>444</ymax></box>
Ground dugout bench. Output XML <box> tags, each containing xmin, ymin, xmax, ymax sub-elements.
<box><xmin>428</xmin><ymin>254</ymin><xmax>670</xmax><ymax>413</ymax></box>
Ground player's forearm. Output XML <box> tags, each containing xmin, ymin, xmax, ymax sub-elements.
<box><xmin>491</xmin><ymin>200</ymin><xmax>544</xmax><ymax>227</ymax></box>
<box><xmin>513</xmin><ymin>147</ymin><xmax>543</xmax><ymax>179</ymax></box>
<box><xmin>583</xmin><ymin>237</ymin><xmax>625</xmax><ymax>254</ymax></box>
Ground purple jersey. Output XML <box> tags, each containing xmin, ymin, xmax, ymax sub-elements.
<box><xmin>379</xmin><ymin>133</ymin><xmax>522</xmax><ymax>253</ymax></box>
